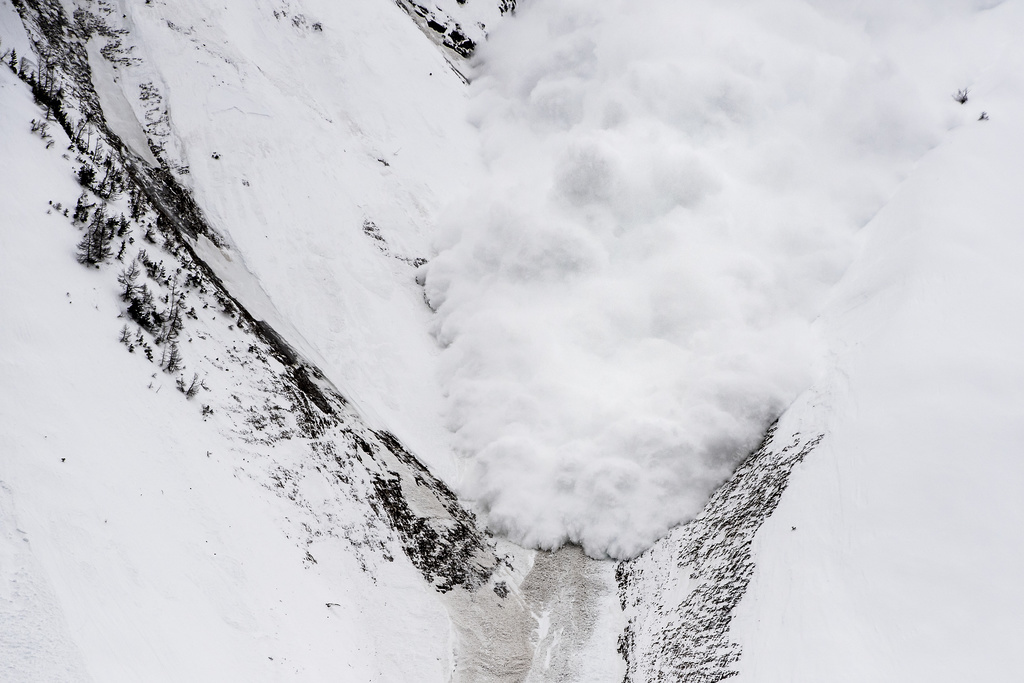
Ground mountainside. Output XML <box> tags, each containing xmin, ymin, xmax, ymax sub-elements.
<box><xmin>2</xmin><ymin>0</ymin><xmax>1023</xmax><ymax>681</ymax></box>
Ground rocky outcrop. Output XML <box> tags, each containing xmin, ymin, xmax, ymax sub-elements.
<box><xmin>617</xmin><ymin>426</ymin><xmax>822</xmax><ymax>682</ymax></box>
<box><xmin>396</xmin><ymin>0</ymin><xmax>515</xmax><ymax>61</ymax></box>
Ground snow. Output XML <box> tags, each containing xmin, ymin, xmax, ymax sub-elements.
<box><xmin>84</xmin><ymin>36</ymin><xmax>160</xmax><ymax>166</ymax></box>
<box><xmin>421</xmin><ymin>0</ymin><xmax>950</xmax><ymax>558</ymax></box>
<box><xmin>4</xmin><ymin>0</ymin><xmax>1024</xmax><ymax>678</ymax></box>
<box><xmin>0</xmin><ymin>482</ymin><xmax>92</xmax><ymax>682</ymax></box>
<box><xmin>0</xmin><ymin>0</ymin><xmax>31</xmax><ymax>63</ymax></box>
<box><xmin>100</xmin><ymin>0</ymin><xmax>491</xmax><ymax>484</ymax></box>
<box><xmin>0</xmin><ymin>62</ymin><xmax>452</xmax><ymax>682</ymax></box>
<box><xmin>729</xmin><ymin>2</ymin><xmax>1024</xmax><ymax>678</ymax></box>
<box><xmin>1</xmin><ymin>3</ymin><xmax>626</xmax><ymax>679</ymax></box>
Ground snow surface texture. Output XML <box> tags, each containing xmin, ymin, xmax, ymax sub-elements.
<box><xmin>0</xmin><ymin>60</ymin><xmax>445</xmax><ymax>680</ymax></box>
<box><xmin>423</xmin><ymin>0</ymin><xmax>951</xmax><ymax>558</ymax></box>
<box><xmin>6</xmin><ymin>0</ymin><xmax>1024</xmax><ymax>678</ymax></box>
<box><xmin>0</xmin><ymin>43</ymin><xmax>522</xmax><ymax>681</ymax></box>
<box><xmin>615</xmin><ymin>3</ymin><xmax>1024</xmax><ymax>679</ymax></box>
<box><xmin>88</xmin><ymin>0</ymin><xmax>490</xmax><ymax>492</ymax></box>
<box><xmin>0</xmin><ymin>2</ymin><xmax>624</xmax><ymax>680</ymax></box>
<box><xmin>728</xmin><ymin>4</ymin><xmax>1024</xmax><ymax>678</ymax></box>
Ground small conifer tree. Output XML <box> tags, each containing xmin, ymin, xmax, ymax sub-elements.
<box><xmin>117</xmin><ymin>261</ymin><xmax>141</xmax><ymax>300</ymax></box>
<box><xmin>162</xmin><ymin>342</ymin><xmax>184</xmax><ymax>373</ymax></box>
<box><xmin>76</xmin><ymin>205</ymin><xmax>112</xmax><ymax>265</ymax></box>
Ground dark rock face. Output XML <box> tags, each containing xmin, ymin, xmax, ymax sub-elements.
<box><xmin>617</xmin><ymin>425</ymin><xmax>823</xmax><ymax>682</ymax></box>
<box><xmin>394</xmin><ymin>0</ymin><xmax>515</xmax><ymax>61</ymax></box>
<box><xmin>367</xmin><ymin>429</ymin><xmax>496</xmax><ymax>593</ymax></box>
<box><xmin>396</xmin><ymin>0</ymin><xmax>477</xmax><ymax>58</ymax></box>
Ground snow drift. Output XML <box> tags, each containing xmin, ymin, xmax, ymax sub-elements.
<box><xmin>423</xmin><ymin>0</ymin><xmax>947</xmax><ymax>558</ymax></box>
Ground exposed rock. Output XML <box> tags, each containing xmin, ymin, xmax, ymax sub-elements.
<box><xmin>618</xmin><ymin>425</ymin><xmax>823</xmax><ymax>682</ymax></box>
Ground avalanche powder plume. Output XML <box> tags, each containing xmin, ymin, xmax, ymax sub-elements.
<box><xmin>423</xmin><ymin>0</ymin><xmax>944</xmax><ymax>558</ymax></box>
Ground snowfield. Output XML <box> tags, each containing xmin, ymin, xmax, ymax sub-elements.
<box><xmin>2</xmin><ymin>0</ymin><xmax>1024</xmax><ymax>680</ymax></box>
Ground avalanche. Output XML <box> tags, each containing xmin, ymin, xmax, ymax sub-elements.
<box><xmin>424</xmin><ymin>0</ymin><xmax>945</xmax><ymax>558</ymax></box>
<box><xmin>2</xmin><ymin>0</ymin><xmax>1024</xmax><ymax>680</ymax></box>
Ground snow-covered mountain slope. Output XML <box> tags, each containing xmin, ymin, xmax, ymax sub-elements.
<box><xmin>8</xmin><ymin>0</ymin><xmax>519</xmax><ymax>489</ymax></box>
<box><xmin>0</xmin><ymin>0</ymin><xmax>510</xmax><ymax>680</ymax></box>
<box><xmin>3</xmin><ymin>0</ymin><xmax>1024</xmax><ymax>680</ymax></box>
<box><xmin>616</xmin><ymin>3</ymin><xmax>1024</xmax><ymax>680</ymax></box>
<box><xmin>0</xmin><ymin>48</ymin><xmax>476</xmax><ymax>683</ymax></box>
<box><xmin>83</xmin><ymin>0</ymin><xmax>485</xmax><ymax>483</ymax></box>
<box><xmin>0</xmin><ymin>0</ymin><xmax>625</xmax><ymax>680</ymax></box>
<box><xmin>727</xmin><ymin>18</ymin><xmax>1024</xmax><ymax>677</ymax></box>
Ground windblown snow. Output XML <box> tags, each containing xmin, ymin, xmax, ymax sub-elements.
<box><xmin>423</xmin><ymin>0</ymin><xmax>947</xmax><ymax>558</ymax></box>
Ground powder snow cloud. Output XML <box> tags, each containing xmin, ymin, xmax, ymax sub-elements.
<box><xmin>423</xmin><ymin>0</ymin><xmax>946</xmax><ymax>558</ymax></box>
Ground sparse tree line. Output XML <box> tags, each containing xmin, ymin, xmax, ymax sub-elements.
<box><xmin>2</xmin><ymin>35</ymin><xmax>78</xmax><ymax>151</ymax></box>
<box><xmin>6</xmin><ymin>37</ymin><xmax>213</xmax><ymax>399</ymax></box>
<box><xmin>6</xmin><ymin>4</ymin><xmax>251</xmax><ymax>421</ymax></box>
<box><xmin>71</xmin><ymin>175</ymin><xmax>204</xmax><ymax>388</ymax></box>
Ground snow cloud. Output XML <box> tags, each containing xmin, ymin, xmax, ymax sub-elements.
<box><xmin>423</xmin><ymin>0</ymin><xmax>944</xmax><ymax>558</ymax></box>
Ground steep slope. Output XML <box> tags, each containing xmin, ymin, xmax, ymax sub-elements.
<box><xmin>0</xmin><ymin>45</ymin><xmax>473</xmax><ymax>683</ymax></box>
<box><xmin>4</xmin><ymin>0</ymin><xmax>1024</xmax><ymax>681</ymax></box>
<box><xmin>0</xmin><ymin>0</ymin><xmax>519</xmax><ymax>679</ymax></box>
<box><xmin>728</xmin><ymin>14</ymin><xmax>1024</xmax><ymax>676</ymax></box>
<box><xmin>616</xmin><ymin>3</ymin><xmax>1024</xmax><ymax>680</ymax></box>
<box><xmin>1</xmin><ymin>1</ymin><xmax>624</xmax><ymax>680</ymax></box>
<box><xmin>75</xmin><ymin>0</ymin><xmax>483</xmax><ymax>482</ymax></box>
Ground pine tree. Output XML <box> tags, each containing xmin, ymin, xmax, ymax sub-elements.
<box><xmin>117</xmin><ymin>261</ymin><xmax>141</xmax><ymax>300</ymax></box>
<box><xmin>161</xmin><ymin>342</ymin><xmax>184</xmax><ymax>374</ymax></box>
<box><xmin>77</xmin><ymin>163</ymin><xmax>96</xmax><ymax>188</ymax></box>
<box><xmin>76</xmin><ymin>205</ymin><xmax>112</xmax><ymax>266</ymax></box>
<box><xmin>127</xmin><ymin>283</ymin><xmax>156</xmax><ymax>330</ymax></box>
<box><xmin>129</xmin><ymin>186</ymin><xmax>148</xmax><ymax>221</ymax></box>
